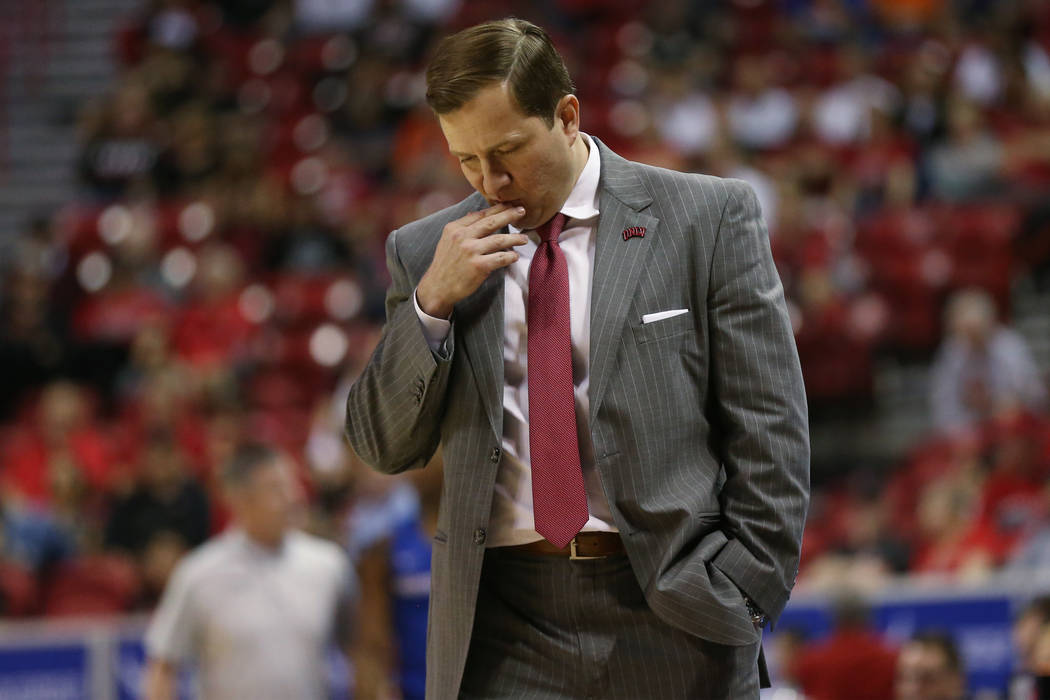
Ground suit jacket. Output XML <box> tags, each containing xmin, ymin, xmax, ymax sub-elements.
<box><xmin>345</xmin><ymin>139</ymin><xmax>810</xmax><ymax>699</ymax></box>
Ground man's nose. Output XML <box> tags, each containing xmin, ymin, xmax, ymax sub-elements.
<box><xmin>481</xmin><ymin>161</ymin><xmax>511</xmax><ymax>198</ymax></box>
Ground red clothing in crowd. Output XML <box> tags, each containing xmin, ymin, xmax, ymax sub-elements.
<box><xmin>0</xmin><ymin>426</ymin><xmax>116</xmax><ymax>504</ymax></box>
<box><xmin>793</xmin><ymin>628</ymin><xmax>898</xmax><ymax>700</ymax></box>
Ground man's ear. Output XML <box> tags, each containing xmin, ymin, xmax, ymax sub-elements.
<box><xmin>556</xmin><ymin>94</ymin><xmax>580</xmax><ymax>139</ymax></box>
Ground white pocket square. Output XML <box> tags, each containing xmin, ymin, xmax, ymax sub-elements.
<box><xmin>641</xmin><ymin>308</ymin><xmax>689</xmax><ymax>324</ymax></box>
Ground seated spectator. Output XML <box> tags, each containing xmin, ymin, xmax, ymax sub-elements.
<box><xmin>1010</xmin><ymin>597</ymin><xmax>1050</xmax><ymax>700</ymax></box>
<box><xmin>926</xmin><ymin>96</ymin><xmax>1006</xmax><ymax>201</ymax></box>
<box><xmin>726</xmin><ymin>53</ymin><xmax>798</xmax><ymax>151</ymax></box>
<box><xmin>1006</xmin><ymin>480</ymin><xmax>1050</xmax><ymax>575</ymax></box>
<box><xmin>791</xmin><ymin>594</ymin><xmax>898</xmax><ymax>700</ymax></box>
<box><xmin>77</xmin><ymin>79</ymin><xmax>162</xmax><ymax>199</ymax></box>
<box><xmin>911</xmin><ymin>475</ymin><xmax>1001</xmax><ymax>579</ymax></box>
<box><xmin>895</xmin><ymin>630</ymin><xmax>967</xmax><ymax>700</ymax></box>
<box><xmin>0</xmin><ymin>496</ymin><xmax>77</xmax><ymax>574</ymax></box>
<box><xmin>105</xmin><ymin>428</ymin><xmax>211</xmax><ymax>557</ymax></box>
<box><xmin>929</xmin><ymin>288</ymin><xmax>1047</xmax><ymax>435</ymax></box>
<box><xmin>1</xmin><ymin>381</ymin><xmax>117</xmax><ymax>505</ymax></box>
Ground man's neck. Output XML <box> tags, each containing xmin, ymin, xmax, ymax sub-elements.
<box><xmin>568</xmin><ymin>133</ymin><xmax>590</xmax><ymax>192</ymax></box>
<box><xmin>238</xmin><ymin>526</ymin><xmax>286</xmax><ymax>552</ymax></box>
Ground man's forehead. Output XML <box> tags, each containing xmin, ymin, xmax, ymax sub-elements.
<box><xmin>438</xmin><ymin>82</ymin><xmax>539</xmax><ymax>152</ymax></box>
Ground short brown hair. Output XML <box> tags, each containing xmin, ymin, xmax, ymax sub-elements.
<box><xmin>425</xmin><ymin>18</ymin><xmax>575</xmax><ymax>126</ymax></box>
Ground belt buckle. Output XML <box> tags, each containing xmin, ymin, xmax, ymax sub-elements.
<box><xmin>569</xmin><ymin>536</ymin><xmax>605</xmax><ymax>561</ymax></box>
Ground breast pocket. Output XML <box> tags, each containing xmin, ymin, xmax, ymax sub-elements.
<box><xmin>630</xmin><ymin>310</ymin><xmax>695</xmax><ymax>345</ymax></box>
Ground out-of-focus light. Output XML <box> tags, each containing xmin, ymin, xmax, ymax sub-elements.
<box><xmin>310</xmin><ymin>323</ymin><xmax>348</xmax><ymax>367</ymax></box>
<box><xmin>385</xmin><ymin>70</ymin><xmax>425</xmax><ymax>108</ymax></box>
<box><xmin>921</xmin><ymin>249</ymin><xmax>952</xmax><ymax>287</ymax></box>
<box><xmin>322</xmin><ymin>35</ymin><xmax>357</xmax><ymax>71</ymax></box>
<box><xmin>178</xmin><ymin>201</ymin><xmax>215</xmax><ymax>242</ymax></box>
<box><xmin>291</xmin><ymin>157</ymin><xmax>328</xmax><ymax>195</ymax></box>
<box><xmin>162</xmin><ymin>247</ymin><xmax>197</xmax><ymax>288</ymax></box>
<box><xmin>849</xmin><ymin>294</ymin><xmax>889</xmax><ymax>340</ymax></box>
<box><xmin>417</xmin><ymin>190</ymin><xmax>458</xmax><ymax>219</ymax></box>
<box><xmin>77</xmin><ymin>251</ymin><xmax>112</xmax><ymax>292</ymax></box>
<box><xmin>239</xmin><ymin>284</ymin><xmax>274</xmax><ymax>324</ymax></box>
<box><xmin>313</xmin><ymin>77</ymin><xmax>347</xmax><ymax>113</ymax></box>
<box><xmin>98</xmin><ymin>205</ymin><xmax>132</xmax><ymax>245</ymax></box>
<box><xmin>325</xmin><ymin>279</ymin><xmax>362</xmax><ymax>321</ymax></box>
<box><xmin>616</xmin><ymin>22</ymin><xmax>653</xmax><ymax>58</ymax></box>
<box><xmin>306</xmin><ymin>431</ymin><xmax>344</xmax><ymax>474</ymax></box>
<box><xmin>249</xmin><ymin>38</ymin><xmax>284</xmax><ymax>75</ymax></box>
<box><xmin>609</xmin><ymin>100</ymin><xmax>649</xmax><ymax>137</ymax></box>
<box><xmin>238</xmin><ymin>79</ymin><xmax>271</xmax><ymax>114</ymax></box>
<box><xmin>293</xmin><ymin>114</ymin><xmax>329</xmax><ymax>152</ymax></box>
<box><xmin>608</xmin><ymin>60</ymin><xmax>648</xmax><ymax>97</ymax></box>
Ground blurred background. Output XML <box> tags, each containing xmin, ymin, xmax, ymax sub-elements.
<box><xmin>0</xmin><ymin>0</ymin><xmax>1049</xmax><ymax>698</ymax></box>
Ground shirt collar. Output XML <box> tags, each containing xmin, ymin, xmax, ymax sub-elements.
<box><xmin>510</xmin><ymin>132</ymin><xmax>600</xmax><ymax>233</ymax></box>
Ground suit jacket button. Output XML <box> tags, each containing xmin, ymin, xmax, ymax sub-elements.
<box><xmin>473</xmin><ymin>528</ymin><xmax>486</xmax><ymax>545</ymax></box>
<box><xmin>489</xmin><ymin>447</ymin><xmax>501</xmax><ymax>463</ymax></box>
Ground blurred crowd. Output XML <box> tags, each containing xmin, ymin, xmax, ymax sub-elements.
<box><xmin>1</xmin><ymin>0</ymin><xmax>1050</xmax><ymax>692</ymax></box>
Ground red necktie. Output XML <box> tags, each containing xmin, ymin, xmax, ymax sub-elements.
<box><xmin>527</xmin><ymin>212</ymin><xmax>589</xmax><ymax>548</ymax></box>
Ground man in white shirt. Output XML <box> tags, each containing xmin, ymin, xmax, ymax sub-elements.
<box><xmin>346</xmin><ymin>18</ymin><xmax>809</xmax><ymax>700</ymax></box>
<box><xmin>142</xmin><ymin>444</ymin><xmax>356</xmax><ymax>700</ymax></box>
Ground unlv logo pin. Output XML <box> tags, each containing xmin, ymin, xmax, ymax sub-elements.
<box><xmin>622</xmin><ymin>226</ymin><xmax>646</xmax><ymax>241</ymax></box>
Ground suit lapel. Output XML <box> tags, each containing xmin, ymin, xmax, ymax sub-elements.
<box><xmin>589</xmin><ymin>140</ymin><xmax>658</xmax><ymax>425</ymax></box>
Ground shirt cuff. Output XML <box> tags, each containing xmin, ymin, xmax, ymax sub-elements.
<box><xmin>413</xmin><ymin>287</ymin><xmax>451</xmax><ymax>353</ymax></box>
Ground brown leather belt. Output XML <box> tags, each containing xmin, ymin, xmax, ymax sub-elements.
<box><xmin>501</xmin><ymin>532</ymin><xmax>625</xmax><ymax>560</ymax></box>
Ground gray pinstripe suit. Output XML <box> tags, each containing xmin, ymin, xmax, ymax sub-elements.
<box><xmin>345</xmin><ymin>139</ymin><xmax>810</xmax><ymax>698</ymax></box>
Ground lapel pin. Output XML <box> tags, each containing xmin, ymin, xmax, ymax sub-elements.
<box><xmin>622</xmin><ymin>226</ymin><xmax>646</xmax><ymax>241</ymax></box>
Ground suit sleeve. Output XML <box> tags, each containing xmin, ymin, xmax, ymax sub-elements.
<box><xmin>344</xmin><ymin>228</ymin><xmax>454</xmax><ymax>474</ymax></box>
<box><xmin>706</xmin><ymin>180</ymin><xmax>810</xmax><ymax>625</ymax></box>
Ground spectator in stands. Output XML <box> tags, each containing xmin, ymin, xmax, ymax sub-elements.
<box><xmin>895</xmin><ymin>630</ymin><xmax>967</xmax><ymax>700</ymax></box>
<box><xmin>1010</xmin><ymin>596</ymin><xmax>1050</xmax><ymax>700</ymax></box>
<box><xmin>912</xmin><ymin>474</ymin><xmax>1000</xmax><ymax>578</ymax></box>
<box><xmin>0</xmin><ymin>265</ymin><xmax>69</xmax><ymax>420</ymax></box>
<box><xmin>1006</xmin><ymin>480</ymin><xmax>1050</xmax><ymax>575</ymax></box>
<box><xmin>926</xmin><ymin>95</ymin><xmax>1006</xmax><ymax>201</ymax></box>
<box><xmin>726</xmin><ymin>52</ymin><xmax>799</xmax><ymax>150</ymax></box>
<box><xmin>104</xmin><ymin>427</ymin><xmax>210</xmax><ymax>558</ymax></box>
<box><xmin>929</xmin><ymin>288</ymin><xmax>1047</xmax><ymax>434</ymax></box>
<box><xmin>1</xmin><ymin>381</ymin><xmax>115</xmax><ymax>506</ymax></box>
<box><xmin>77</xmin><ymin>79</ymin><xmax>162</xmax><ymax>199</ymax></box>
<box><xmin>0</xmin><ymin>495</ymin><xmax>77</xmax><ymax>574</ymax></box>
<box><xmin>791</xmin><ymin>594</ymin><xmax>898</xmax><ymax>700</ymax></box>
<box><xmin>143</xmin><ymin>443</ymin><xmax>356</xmax><ymax>700</ymax></box>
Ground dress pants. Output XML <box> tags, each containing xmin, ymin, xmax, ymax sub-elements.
<box><xmin>459</xmin><ymin>546</ymin><xmax>761</xmax><ymax>700</ymax></box>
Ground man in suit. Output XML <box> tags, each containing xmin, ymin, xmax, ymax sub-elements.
<box><xmin>345</xmin><ymin>18</ymin><xmax>809</xmax><ymax>699</ymax></box>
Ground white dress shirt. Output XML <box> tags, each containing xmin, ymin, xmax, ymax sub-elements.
<box><xmin>413</xmin><ymin>133</ymin><xmax>617</xmax><ymax>546</ymax></box>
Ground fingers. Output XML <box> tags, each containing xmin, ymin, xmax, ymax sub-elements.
<box><xmin>457</xmin><ymin>202</ymin><xmax>510</xmax><ymax>226</ymax></box>
<box><xmin>474</xmin><ymin>232</ymin><xmax>528</xmax><ymax>254</ymax></box>
<box><xmin>461</xmin><ymin>205</ymin><xmax>526</xmax><ymax>238</ymax></box>
<box><xmin>477</xmin><ymin>249</ymin><xmax>520</xmax><ymax>272</ymax></box>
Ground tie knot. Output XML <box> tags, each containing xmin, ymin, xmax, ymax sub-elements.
<box><xmin>536</xmin><ymin>213</ymin><xmax>566</xmax><ymax>244</ymax></box>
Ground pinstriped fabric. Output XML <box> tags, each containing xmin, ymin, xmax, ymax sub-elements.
<box><xmin>345</xmin><ymin>138</ymin><xmax>809</xmax><ymax>699</ymax></box>
<box><xmin>459</xmin><ymin>550</ymin><xmax>761</xmax><ymax>699</ymax></box>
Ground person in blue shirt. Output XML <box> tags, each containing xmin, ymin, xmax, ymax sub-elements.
<box><xmin>353</xmin><ymin>455</ymin><xmax>441</xmax><ymax>700</ymax></box>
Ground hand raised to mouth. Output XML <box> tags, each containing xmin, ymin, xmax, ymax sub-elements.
<box><xmin>416</xmin><ymin>203</ymin><xmax>529</xmax><ymax>320</ymax></box>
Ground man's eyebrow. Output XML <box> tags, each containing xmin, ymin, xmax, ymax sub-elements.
<box><xmin>449</xmin><ymin>136</ymin><xmax>525</xmax><ymax>158</ymax></box>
